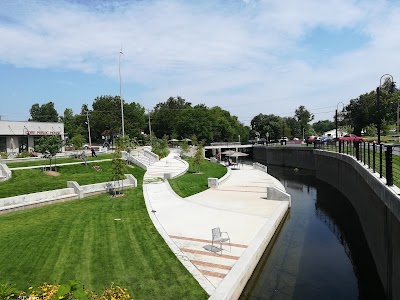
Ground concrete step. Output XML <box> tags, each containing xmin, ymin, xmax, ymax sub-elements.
<box><xmin>169</xmin><ymin>234</ymin><xmax>248</xmax><ymax>288</ymax></box>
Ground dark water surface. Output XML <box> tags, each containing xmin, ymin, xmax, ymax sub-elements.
<box><xmin>240</xmin><ymin>165</ymin><xmax>385</xmax><ymax>300</ymax></box>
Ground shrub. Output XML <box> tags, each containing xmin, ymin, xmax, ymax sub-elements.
<box><xmin>0</xmin><ymin>281</ymin><xmax>133</xmax><ymax>300</ymax></box>
<box><xmin>0</xmin><ymin>152</ymin><xmax>8</xmax><ymax>159</ymax></box>
<box><xmin>16</xmin><ymin>151</ymin><xmax>31</xmax><ymax>158</ymax></box>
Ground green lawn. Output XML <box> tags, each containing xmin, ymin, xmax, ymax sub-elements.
<box><xmin>0</xmin><ymin>166</ymin><xmax>208</xmax><ymax>299</ymax></box>
<box><xmin>168</xmin><ymin>158</ymin><xmax>227</xmax><ymax>198</ymax></box>
<box><xmin>4</xmin><ymin>153</ymin><xmax>114</xmax><ymax>168</ymax></box>
<box><xmin>0</xmin><ymin>160</ymin><xmax>133</xmax><ymax>198</ymax></box>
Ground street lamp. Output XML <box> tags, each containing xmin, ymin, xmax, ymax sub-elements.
<box><xmin>335</xmin><ymin>102</ymin><xmax>345</xmax><ymax>139</ymax></box>
<box><xmin>397</xmin><ymin>101</ymin><xmax>399</xmax><ymax>133</ymax></box>
<box><xmin>119</xmin><ymin>47</ymin><xmax>125</xmax><ymax>138</ymax></box>
<box><xmin>85</xmin><ymin>110</ymin><xmax>92</xmax><ymax>147</ymax></box>
<box><xmin>376</xmin><ymin>74</ymin><xmax>396</xmax><ymax>144</ymax></box>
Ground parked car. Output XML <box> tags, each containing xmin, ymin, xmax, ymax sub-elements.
<box><xmin>339</xmin><ymin>134</ymin><xmax>365</xmax><ymax>142</ymax></box>
<box><xmin>280</xmin><ymin>137</ymin><xmax>288</xmax><ymax>145</ymax></box>
<box><xmin>321</xmin><ymin>136</ymin><xmax>334</xmax><ymax>143</ymax></box>
<box><xmin>306</xmin><ymin>136</ymin><xmax>316</xmax><ymax>145</ymax></box>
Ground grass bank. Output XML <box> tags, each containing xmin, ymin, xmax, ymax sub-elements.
<box><xmin>0</xmin><ymin>166</ymin><xmax>208</xmax><ymax>299</ymax></box>
<box><xmin>168</xmin><ymin>158</ymin><xmax>227</xmax><ymax>198</ymax></box>
<box><xmin>4</xmin><ymin>153</ymin><xmax>114</xmax><ymax>168</ymax></box>
<box><xmin>0</xmin><ymin>160</ymin><xmax>133</xmax><ymax>198</ymax></box>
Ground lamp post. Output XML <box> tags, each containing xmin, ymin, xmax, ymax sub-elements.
<box><xmin>335</xmin><ymin>102</ymin><xmax>345</xmax><ymax>139</ymax></box>
<box><xmin>85</xmin><ymin>110</ymin><xmax>92</xmax><ymax>147</ymax></box>
<box><xmin>377</xmin><ymin>74</ymin><xmax>396</xmax><ymax>144</ymax></box>
<box><xmin>397</xmin><ymin>101</ymin><xmax>399</xmax><ymax>133</ymax></box>
<box><xmin>119</xmin><ymin>47</ymin><xmax>125</xmax><ymax>138</ymax></box>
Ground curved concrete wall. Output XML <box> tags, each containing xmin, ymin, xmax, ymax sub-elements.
<box><xmin>253</xmin><ymin>146</ymin><xmax>400</xmax><ymax>300</ymax></box>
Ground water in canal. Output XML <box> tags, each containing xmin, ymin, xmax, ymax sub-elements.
<box><xmin>240</xmin><ymin>165</ymin><xmax>385</xmax><ymax>300</ymax></box>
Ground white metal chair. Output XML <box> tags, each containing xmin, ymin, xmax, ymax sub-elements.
<box><xmin>212</xmin><ymin>227</ymin><xmax>231</xmax><ymax>254</ymax></box>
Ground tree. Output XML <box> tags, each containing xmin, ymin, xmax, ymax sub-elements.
<box><xmin>151</xmin><ymin>136</ymin><xmax>169</xmax><ymax>158</ymax></box>
<box><xmin>152</xmin><ymin>96</ymin><xmax>192</xmax><ymax>138</ymax></box>
<box><xmin>193</xmin><ymin>144</ymin><xmax>204</xmax><ymax>173</ymax></box>
<box><xmin>70</xmin><ymin>134</ymin><xmax>85</xmax><ymax>151</ymax></box>
<box><xmin>34</xmin><ymin>135</ymin><xmax>63</xmax><ymax>156</ymax></box>
<box><xmin>111</xmin><ymin>137</ymin><xmax>128</xmax><ymax>195</ymax></box>
<box><xmin>29</xmin><ymin>102</ymin><xmax>59</xmax><ymax>122</ymax></box>
<box><xmin>175</xmin><ymin>105</ymin><xmax>213</xmax><ymax>143</ymax></box>
<box><xmin>34</xmin><ymin>135</ymin><xmax>64</xmax><ymax>170</ymax></box>
<box><xmin>250</xmin><ymin>114</ymin><xmax>282</xmax><ymax>141</ymax></box>
<box><xmin>312</xmin><ymin>120</ymin><xmax>335</xmax><ymax>135</ymax></box>
<box><xmin>295</xmin><ymin>105</ymin><xmax>314</xmax><ymax>132</ymax></box>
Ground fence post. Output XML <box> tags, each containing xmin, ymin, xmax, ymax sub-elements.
<box><xmin>363</xmin><ymin>141</ymin><xmax>366</xmax><ymax>164</ymax></box>
<box><xmin>379</xmin><ymin>144</ymin><xmax>383</xmax><ymax>178</ymax></box>
<box><xmin>372</xmin><ymin>143</ymin><xmax>376</xmax><ymax>173</ymax></box>
<box><xmin>368</xmin><ymin>142</ymin><xmax>370</xmax><ymax>167</ymax></box>
<box><xmin>339</xmin><ymin>140</ymin><xmax>342</xmax><ymax>153</ymax></box>
<box><xmin>385</xmin><ymin>145</ymin><xmax>393</xmax><ymax>186</ymax></box>
<box><xmin>355</xmin><ymin>141</ymin><xmax>360</xmax><ymax>160</ymax></box>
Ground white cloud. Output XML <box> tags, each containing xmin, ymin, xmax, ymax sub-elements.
<box><xmin>0</xmin><ymin>0</ymin><xmax>400</xmax><ymax>124</ymax></box>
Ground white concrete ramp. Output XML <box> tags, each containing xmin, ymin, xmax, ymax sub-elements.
<box><xmin>143</xmin><ymin>153</ymin><xmax>290</xmax><ymax>297</ymax></box>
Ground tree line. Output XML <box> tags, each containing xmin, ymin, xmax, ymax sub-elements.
<box><xmin>28</xmin><ymin>96</ymin><xmax>250</xmax><ymax>145</ymax></box>
<box><xmin>28</xmin><ymin>79</ymin><xmax>400</xmax><ymax>146</ymax></box>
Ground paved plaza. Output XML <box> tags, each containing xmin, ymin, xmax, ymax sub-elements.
<box><xmin>143</xmin><ymin>151</ymin><xmax>290</xmax><ymax>297</ymax></box>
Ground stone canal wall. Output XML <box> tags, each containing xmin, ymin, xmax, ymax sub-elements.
<box><xmin>253</xmin><ymin>145</ymin><xmax>400</xmax><ymax>300</ymax></box>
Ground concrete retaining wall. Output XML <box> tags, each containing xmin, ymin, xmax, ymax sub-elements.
<box><xmin>144</xmin><ymin>149</ymin><xmax>159</xmax><ymax>162</ymax></box>
<box><xmin>253</xmin><ymin>146</ymin><xmax>400</xmax><ymax>299</ymax></box>
<box><xmin>0</xmin><ymin>163</ymin><xmax>12</xmax><ymax>181</ymax></box>
<box><xmin>253</xmin><ymin>145</ymin><xmax>315</xmax><ymax>170</ymax></box>
<box><xmin>253</xmin><ymin>162</ymin><xmax>267</xmax><ymax>173</ymax></box>
<box><xmin>267</xmin><ymin>186</ymin><xmax>291</xmax><ymax>207</ymax></box>
<box><xmin>0</xmin><ymin>174</ymin><xmax>138</xmax><ymax>213</ymax></box>
<box><xmin>123</xmin><ymin>152</ymin><xmax>148</xmax><ymax>170</ymax></box>
<box><xmin>0</xmin><ymin>188</ymin><xmax>77</xmax><ymax>212</ymax></box>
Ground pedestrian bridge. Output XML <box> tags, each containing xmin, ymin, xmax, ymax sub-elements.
<box><xmin>204</xmin><ymin>143</ymin><xmax>253</xmax><ymax>152</ymax></box>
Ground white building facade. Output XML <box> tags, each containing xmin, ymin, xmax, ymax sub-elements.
<box><xmin>323</xmin><ymin>128</ymin><xmax>347</xmax><ymax>138</ymax></box>
<box><xmin>0</xmin><ymin>120</ymin><xmax>65</xmax><ymax>154</ymax></box>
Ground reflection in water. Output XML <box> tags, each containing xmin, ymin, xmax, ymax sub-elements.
<box><xmin>240</xmin><ymin>165</ymin><xmax>384</xmax><ymax>300</ymax></box>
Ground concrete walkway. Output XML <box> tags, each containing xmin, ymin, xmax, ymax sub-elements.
<box><xmin>143</xmin><ymin>152</ymin><xmax>290</xmax><ymax>298</ymax></box>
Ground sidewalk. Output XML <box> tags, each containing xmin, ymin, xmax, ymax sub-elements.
<box><xmin>143</xmin><ymin>152</ymin><xmax>290</xmax><ymax>298</ymax></box>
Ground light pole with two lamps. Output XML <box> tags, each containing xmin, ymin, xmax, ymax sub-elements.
<box><xmin>335</xmin><ymin>102</ymin><xmax>345</xmax><ymax>139</ymax></box>
<box><xmin>377</xmin><ymin>74</ymin><xmax>396</xmax><ymax>143</ymax></box>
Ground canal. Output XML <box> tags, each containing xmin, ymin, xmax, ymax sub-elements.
<box><xmin>240</xmin><ymin>165</ymin><xmax>385</xmax><ymax>299</ymax></box>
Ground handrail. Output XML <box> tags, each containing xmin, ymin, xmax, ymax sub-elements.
<box><xmin>313</xmin><ymin>140</ymin><xmax>399</xmax><ymax>188</ymax></box>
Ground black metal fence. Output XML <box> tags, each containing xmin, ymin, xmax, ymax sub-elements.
<box><xmin>313</xmin><ymin>141</ymin><xmax>400</xmax><ymax>188</ymax></box>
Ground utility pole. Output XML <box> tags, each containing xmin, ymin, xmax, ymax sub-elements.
<box><xmin>119</xmin><ymin>47</ymin><xmax>125</xmax><ymax>138</ymax></box>
<box><xmin>86</xmin><ymin>111</ymin><xmax>92</xmax><ymax>147</ymax></box>
<box><xmin>397</xmin><ymin>101</ymin><xmax>399</xmax><ymax>133</ymax></box>
<box><xmin>148</xmin><ymin>109</ymin><xmax>152</xmax><ymax>139</ymax></box>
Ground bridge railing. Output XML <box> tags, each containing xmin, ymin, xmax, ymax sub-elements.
<box><xmin>209</xmin><ymin>142</ymin><xmax>241</xmax><ymax>146</ymax></box>
<box><xmin>313</xmin><ymin>141</ymin><xmax>400</xmax><ymax>188</ymax></box>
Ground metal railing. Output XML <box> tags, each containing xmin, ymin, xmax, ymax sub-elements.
<box><xmin>313</xmin><ymin>140</ymin><xmax>400</xmax><ymax>187</ymax></box>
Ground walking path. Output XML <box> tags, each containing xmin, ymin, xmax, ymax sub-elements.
<box><xmin>143</xmin><ymin>151</ymin><xmax>290</xmax><ymax>298</ymax></box>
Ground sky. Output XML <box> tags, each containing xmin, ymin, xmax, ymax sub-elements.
<box><xmin>1</xmin><ymin>0</ymin><xmax>400</xmax><ymax>125</ymax></box>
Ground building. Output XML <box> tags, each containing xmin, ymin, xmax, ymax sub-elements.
<box><xmin>0</xmin><ymin>120</ymin><xmax>65</xmax><ymax>155</ymax></box>
<box><xmin>323</xmin><ymin>128</ymin><xmax>347</xmax><ymax>139</ymax></box>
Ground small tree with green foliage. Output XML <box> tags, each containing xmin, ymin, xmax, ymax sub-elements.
<box><xmin>180</xmin><ymin>139</ymin><xmax>190</xmax><ymax>154</ymax></box>
<box><xmin>124</xmin><ymin>136</ymin><xmax>139</xmax><ymax>165</ymax></box>
<box><xmin>70</xmin><ymin>134</ymin><xmax>85</xmax><ymax>155</ymax></box>
<box><xmin>152</xmin><ymin>135</ymin><xmax>169</xmax><ymax>158</ymax></box>
<box><xmin>34</xmin><ymin>135</ymin><xmax>64</xmax><ymax>170</ymax></box>
<box><xmin>190</xmin><ymin>134</ymin><xmax>198</xmax><ymax>146</ymax></box>
<box><xmin>193</xmin><ymin>144</ymin><xmax>204</xmax><ymax>173</ymax></box>
<box><xmin>111</xmin><ymin>137</ymin><xmax>127</xmax><ymax>195</ymax></box>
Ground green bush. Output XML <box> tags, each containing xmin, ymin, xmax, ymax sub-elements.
<box><xmin>16</xmin><ymin>151</ymin><xmax>31</xmax><ymax>158</ymax></box>
<box><xmin>0</xmin><ymin>152</ymin><xmax>8</xmax><ymax>159</ymax></box>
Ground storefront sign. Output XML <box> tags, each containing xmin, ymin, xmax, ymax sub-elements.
<box><xmin>26</xmin><ymin>131</ymin><xmax>61</xmax><ymax>135</ymax></box>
